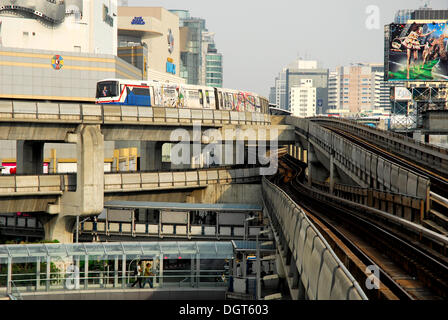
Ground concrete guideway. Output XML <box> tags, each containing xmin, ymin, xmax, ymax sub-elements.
<box><xmin>0</xmin><ymin>100</ymin><xmax>270</xmax><ymax>127</ymax></box>
<box><xmin>261</xmin><ymin>177</ymin><xmax>367</xmax><ymax>300</ymax></box>
<box><xmin>309</xmin><ymin>116</ymin><xmax>448</xmax><ymax>177</ymax></box>
<box><xmin>0</xmin><ymin>166</ymin><xmax>264</xmax><ymax>243</ymax></box>
<box><xmin>288</xmin><ymin>116</ymin><xmax>431</xmax><ymax>202</ymax></box>
<box><xmin>0</xmin><ymin>168</ymin><xmax>262</xmax><ymax>201</ymax></box>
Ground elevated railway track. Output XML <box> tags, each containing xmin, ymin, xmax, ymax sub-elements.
<box><xmin>272</xmin><ymin>154</ymin><xmax>448</xmax><ymax>300</ymax></box>
<box><xmin>320</xmin><ymin>124</ymin><xmax>448</xmax><ymax>236</ymax></box>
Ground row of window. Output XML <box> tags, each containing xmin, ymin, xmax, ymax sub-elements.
<box><xmin>206</xmin><ymin>55</ymin><xmax>222</xmax><ymax>61</ymax></box>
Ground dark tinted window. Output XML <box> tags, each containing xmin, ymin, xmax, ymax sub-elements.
<box><xmin>131</xmin><ymin>87</ymin><xmax>150</xmax><ymax>96</ymax></box>
<box><xmin>96</xmin><ymin>81</ymin><xmax>118</xmax><ymax>98</ymax></box>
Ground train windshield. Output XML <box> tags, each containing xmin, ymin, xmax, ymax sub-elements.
<box><xmin>96</xmin><ymin>81</ymin><xmax>119</xmax><ymax>98</ymax></box>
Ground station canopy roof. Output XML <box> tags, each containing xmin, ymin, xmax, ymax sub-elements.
<box><xmin>104</xmin><ymin>201</ymin><xmax>263</xmax><ymax>212</ymax></box>
<box><xmin>0</xmin><ymin>241</ymin><xmax>234</xmax><ymax>262</ymax></box>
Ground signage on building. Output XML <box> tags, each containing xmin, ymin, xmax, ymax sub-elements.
<box><xmin>131</xmin><ymin>17</ymin><xmax>145</xmax><ymax>25</ymax></box>
<box><xmin>166</xmin><ymin>59</ymin><xmax>176</xmax><ymax>74</ymax></box>
<box><xmin>51</xmin><ymin>55</ymin><xmax>64</xmax><ymax>70</ymax></box>
<box><xmin>103</xmin><ymin>5</ymin><xmax>114</xmax><ymax>27</ymax></box>
<box><xmin>317</xmin><ymin>99</ymin><xmax>323</xmax><ymax>107</ymax></box>
<box><xmin>167</xmin><ymin>29</ymin><xmax>174</xmax><ymax>54</ymax></box>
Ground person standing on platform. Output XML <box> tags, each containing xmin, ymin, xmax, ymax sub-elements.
<box><xmin>131</xmin><ymin>261</ymin><xmax>143</xmax><ymax>288</ymax></box>
<box><xmin>142</xmin><ymin>262</ymin><xmax>154</xmax><ymax>288</ymax></box>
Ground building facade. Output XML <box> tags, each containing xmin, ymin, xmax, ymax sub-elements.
<box><xmin>0</xmin><ymin>0</ymin><xmax>145</xmax><ymax>102</ymax></box>
<box><xmin>117</xmin><ymin>6</ymin><xmax>184</xmax><ymax>83</ymax></box>
<box><xmin>328</xmin><ymin>63</ymin><xmax>390</xmax><ymax>115</ymax></box>
<box><xmin>170</xmin><ymin>10</ymin><xmax>205</xmax><ymax>85</ymax></box>
<box><xmin>290</xmin><ymin>79</ymin><xmax>316</xmax><ymax>118</ymax></box>
<box><xmin>285</xmin><ymin>60</ymin><xmax>328</xmax><ymax>114</ymax></box>
<box><xmin>202</xmin><ymin>32</ymin><xmax>223</xmax><ymax>87</ymax></box>
<box><xmin>170</xmin><ymin>10</ymin><xmax>222</xmax><ymax>86</ymax></box>
<box><xmin>0</xmin><ymin>0</ymin><xmax>117</xmax><ymax>55</ymax></box>
<box><xmin>274</xmin><ymin>69</ymin><xmax>287</xmax><ymax>110</ymax></box>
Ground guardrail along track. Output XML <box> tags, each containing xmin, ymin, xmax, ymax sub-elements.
<box><xmin>321</xmin><ymin>124</ymin><xmax>448</xmax><ymax>235</ymax></box>
<box><xmin>273</xmin><ymin>154</ymin><xmax>448</xmax><ymax>300</ymax></box>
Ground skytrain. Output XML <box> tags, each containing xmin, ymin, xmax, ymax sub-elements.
<box><xmin>95</xmin><ymin>79</ymin><xmax>270</xmax><ymax>113</ymax></box>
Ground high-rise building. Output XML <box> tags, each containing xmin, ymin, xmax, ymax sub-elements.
<box><xmin>290</xmin><ymin>79</ymin><xmax>316</xmax><ymax>117</ymax></box>
<box><xmin>269</xmin><ymin>87</ymin><xmax>276</xmax><ymax>105</ymax></box>
<box><xmin>328</xmin><ymin>63</ymin><xmax>390</xmax><ymax>115</ymax></box>
<box><xmin>202</xmin><ymin>32</ymin><xmax>223</xmax><ymax>87</ymax></box>
<box><xmin>328</xmin><ymin>71</ymin><xmax>341</xmax><ymax>110</ymax></box>
<box><xmin>286</xmin><ymin>60</ymin><xmax>328</xmax><ymax>114</ymax></box>
<box><xmin>271</xmin><ymin>59</ymin><xmax>328</xmax><ymax>113</ymax></box>
<box><xmin>274</xmin><ymin>69</ymin><xmax>288</xmax><ymax>110</ymax></box>
<box><xmin>170</xmin><ymin>10</ymin><xmax>205</xmax><ymax>84</ymax></box>
<box><xmin>170</xmin><ymin>10</ymin><xmax>222</xmax><ymax>86</ymax></box>
<box><xmin>394</xmin><ymin>5</ymin><xmax>448</xmax><ymax>23</ymax></box>
<box><xmin>394</xmin><ymin>9</ymin><xmax>415</xmax><ymax>23</ymax></box>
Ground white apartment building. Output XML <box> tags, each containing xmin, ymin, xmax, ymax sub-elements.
<box><xmin>290</xmin><ymin>79</ymin><xmax>316</xmax><ymax>118</ymax></box>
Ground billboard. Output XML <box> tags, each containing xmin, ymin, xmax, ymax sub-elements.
<box><xmin>385</xmin><ymin>22</ymin><xmax>448</xmax><ymax>81</ymax></box>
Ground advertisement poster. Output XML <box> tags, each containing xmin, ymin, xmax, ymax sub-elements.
<box><xmin>386</xmin><ymin>22</ymin><xmax>448</xmax><ymax>81</ymax></box>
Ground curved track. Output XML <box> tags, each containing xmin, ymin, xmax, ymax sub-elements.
<box><xmin>272</xmin><ymin>154</ymin><xmax>448</xmax><ymax>300</ymax></box>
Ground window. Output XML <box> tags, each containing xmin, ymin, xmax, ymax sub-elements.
<box><xmin>96</xmin><ymin>81</ymin><xmax>118</xmax><ymax>98</ymax></box>
<box><xmin>199</xmin><ymin>90</ymin><xmax>204</xmax><ymax>105</ymax></box>
<box><xmin>131</xmin><ymin>87</ymin><xmax>150</xmax><ymax>96</ymax></box>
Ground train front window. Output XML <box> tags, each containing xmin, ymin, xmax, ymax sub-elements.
<box><xmin>96</xmin><ymin>81</ymin><xmax>118</xmax><ymax>98</ymax></box>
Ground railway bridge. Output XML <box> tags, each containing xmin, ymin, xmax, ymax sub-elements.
<box><xmin>258</xmin><ymin>116</ymin><xmax>448</xmax><ymax>300</ymax></box>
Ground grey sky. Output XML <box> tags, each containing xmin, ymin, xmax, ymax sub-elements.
<box><xmin>128</xmin><ymin>0</ymin><xmax>448</xmax><ymax>96</ymax></box>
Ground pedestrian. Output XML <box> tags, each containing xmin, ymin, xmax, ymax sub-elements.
<box><xmin>131</xmin><ymin>261</ymin><xmax>143</xmax><ymax>288</ymax></box>
<box><xmin>142</xmin><ymin>262</ymin><xmax>153</xmax><ymax>288</ymax></box>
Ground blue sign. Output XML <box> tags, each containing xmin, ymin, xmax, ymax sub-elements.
<box><xmin>131</xmin><ymin>17</ymin><xmax>145</xmax><ymax>25</ymax></box>
<box><xmin>317</xmin><ymin>99</ymin><xmax>323</xmax><ymax>107</ymax></box>
<box><xmin>166</xmin><ymin>61</ymin><xmax>176</xmax><ymax>74</ymax></box>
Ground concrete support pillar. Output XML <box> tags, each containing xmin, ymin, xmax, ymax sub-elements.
<box><xmin>43</xmin><ymin>125</ymin><xmax>104</xmax><ymax>243</ymax></box>
<box><xmin>40</xmin><ymin>215</ymin><xmax>75</xmax><ymax>244</ymax></box>
<box><xmin>290</xmin><ymin>258</ymin><xmax>299</xmax><ymax>289</ymax></box>
<box><xmin>196</xmin><ymin>254</ymin><xmax>200</xmax><ymax>287</ymax></box>
<box><xmin>330</xmin><ymin>152</ymin><xmax>335</xmax><ymax>194</ymax></box>
<box><xmin>307</xmin><ymin>142</ymin><xmax>314</xmax><ymax>187</ymax></box>
<box><xmin>140</xmin><ymin>141</ymin><xmax>163</xmax><ymax>171</ymax></box>
<box><xmin>7</xmin><ymin>256</ymin><xmax>11</xmax><ymax>295</ymax></box>
<box><xmin>114</xmin><ymin>256</ymin><xmax>119</xmax><ymax>288</ymax></box>
<box><xmin>159</xmin><ymin>253</ymin><xmax>164</xmax><ymax>287</ymax></box>
<box><xmin>36</xmin><ymin>257</ymin><xmax>40</xmax><ymax>291</ymax></box>
<box><xmin>297</xmin><ymin>275</ymin><xmax>306</xmax><ymax>300</ymax></box>
<box><xmin>121</xmin><ymin>254</ymin><xmax>126</xmax><ymax>288</ymax></box>
<box><xmin>84</xmin><ymin>254</ymin><xmax>89</xmax><ymax>290</ymax></box>
<box><xmin>16</xmin><ymin>141</ymin><xmax>44</xmax><ymax>174</ymax></box>
<box><xmin>191</xmin><ymin>255</ymin><xmax>195</xmax><ymax>287</ymax></box>
<box><xmin>46</xmin><ymin>256</ymin><xmax>50</xmax><ymax>292</ymax></box>
<box><xmin>285</xmin><ymin>249</ymin><xmax>292</xmax><ymax>269</ymax></box>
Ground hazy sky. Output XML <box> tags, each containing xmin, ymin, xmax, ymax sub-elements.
<box><xmin>128</xmin><ymin>0</ymin><xmax>448</xmax><ymax>96</ymax></box>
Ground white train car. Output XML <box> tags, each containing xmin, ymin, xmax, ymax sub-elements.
<box><xmin>95</xmin><ymin>78</ymin><xmax>267</xmax><ymax>113</ymax></box>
